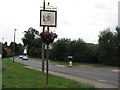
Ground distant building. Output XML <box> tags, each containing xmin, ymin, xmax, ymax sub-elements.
<box><xmin>0</xmin><ymin>42</ymin><xmax>12</xmax><ymax>58</ymax></box>
<box><xmin>4</xmin><ymin>47</ymin><xmax>12</xmax><ymax>57</ymax></box>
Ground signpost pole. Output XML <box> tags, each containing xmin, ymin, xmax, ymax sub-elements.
<box><xmin>41</xmin><ymin>0</ymin><xmax>45</xmax><ymax>72</ymax></box>
<box><xmin>46</xmin><ymin>43</ymin><xmax>49</xmax><ymax>87</ymax></box>
<box><xmin>40</xmin><ymin>1</ymin><xmax>57</xmax><ymax>87</ymax></box>
<box><xmin>46</xmin><ymin>26</ymin><xmax>49</xmax><ymax>87</ymax></box>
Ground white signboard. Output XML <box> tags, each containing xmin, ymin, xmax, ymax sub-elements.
<box><xmin>40</xmin><ymin>10</ymin><xmax>57</xmax><ymax>27</ymax></box>
<box><xmin>68</xmin><ymin>56</ymin><xmax>73</xmax><ymax>58</ymax></box>
<box><xmin>45</xmin><ymin>44</ymin><xmax>52</xmax><ymax>49</ymax></box>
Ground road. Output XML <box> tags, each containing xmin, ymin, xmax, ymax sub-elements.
<box><xmin>13</xmin><ymin>56</ymin><xmax>118</xmax><ymax>88</ymax></box>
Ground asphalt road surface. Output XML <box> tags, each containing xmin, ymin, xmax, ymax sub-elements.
<box><xmin>13</xmin><ymin>56</ymin><xmax>118</xmax><ymax>87</ymax></box>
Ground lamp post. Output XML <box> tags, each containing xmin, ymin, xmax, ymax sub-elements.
<box><xmin>1</xmin><ymin>38</ymin><xmax>4</xmax><ymax>59</ymax></box>
<box><xmin>13</xmin><ymin>29</ymin><xmax>17</xmax><ymax>62</ymax></box>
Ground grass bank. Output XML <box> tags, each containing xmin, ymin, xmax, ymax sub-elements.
<box><xmin>2</xmin><ymin>58</ymin><xmax>94</xmax><ymax>89</ymax></box>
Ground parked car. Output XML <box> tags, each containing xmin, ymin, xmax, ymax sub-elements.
<box><xmin>19</xmin><ymin>55</ymin><xmax>23</xmax><ymax>58</ymax></box>
<box><xmin>22</xmin><ymin>55</ymin><xmax>28</xmax><ymax>60</ymax></box>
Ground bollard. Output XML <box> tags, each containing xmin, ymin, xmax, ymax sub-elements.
<box><xmin>69</xmin><ymin>61</ymin><xmax>72</xmax><ymax>67</ymax></box>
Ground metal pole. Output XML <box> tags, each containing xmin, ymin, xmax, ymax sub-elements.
<box><xmin>41</xmin><ymin>0</ymin><xmax>45</xmax><ymax>72</ymax></box>
<box><xmin>1</xmin><ymin>38</ymin><xmax>4</xmax><ymax>59</ymax></box>
<box><xmin>13</xmin><ymin>29</ymin><xmax>16</xmax><ymax>62</ymax></box>
<box><xmin>46</xmin><ymin>43</ymin><xmax>49</xmax><ymax>87</ymax></box>
<box><xmin>46</xmin><ymin>26</ymin><xmax>50</xmax><ymax>87</ymax></box>
<box><xmin>42</xmin><ymin>43</ymin><xmax>45</xmax><ymax>72</ymax></box>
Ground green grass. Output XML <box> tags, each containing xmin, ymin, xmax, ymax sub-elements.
<box><xmin>0</xmin><ymin>59</ymin><xmax>2</xmax><ymax>89</ymax></box>
<box><xmin>2</xmin><ymin>58</ymin><xmax>94</xmax><ymax>88</ymax></box>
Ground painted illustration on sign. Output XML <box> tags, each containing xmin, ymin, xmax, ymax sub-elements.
<box><xmin>40</xmin><ymin>10</ymin><xmax>57</xmax><ymax>27</ymax></box>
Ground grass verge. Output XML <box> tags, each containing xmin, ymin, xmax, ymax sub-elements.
<box><xmin>2</xmin><ymin>58</ymin><xmax>94</xmax><ymax>88</ymax></box>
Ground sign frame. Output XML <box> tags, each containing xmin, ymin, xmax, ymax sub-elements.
<box><xmin>40</xmin><ymin>10</ymin><xmax>57</xmax><ymax>27</ymax></box>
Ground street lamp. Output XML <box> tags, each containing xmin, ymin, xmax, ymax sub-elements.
<box><xmin>1</xmin><ymin>38</ymin><xmax>4</xmax><ymax>59</ymax></box>
<box><xmin>13</xmin><ymin>29</ymin><xmax>17</xmax><ymax>62</ymax></box>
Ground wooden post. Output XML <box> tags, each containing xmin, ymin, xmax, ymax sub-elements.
<box><xmin>46</xmin><ymin>26</ymin><xmax>49</xmax><ymax>87</ymax></box>
<box><xmin>41</xmin><ymin>0</ymin><xmax>45</xmax><ymax>72</ymax></box>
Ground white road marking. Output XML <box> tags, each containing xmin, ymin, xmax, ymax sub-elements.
<box><xmin>57</xmin><ymin>65</ymin><xmax>65</xmax><ymax>67</ymax></box>
<box><xmin>98</xmin><ymin>80</ymin><xmax>107</xmax><ymax>83</ymax></box>
<box><xmin>112</xmin><ymin>70</ymin><xmax>119</xmax><ymax>73</ymax></box>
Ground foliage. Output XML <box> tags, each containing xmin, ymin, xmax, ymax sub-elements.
<box><xmin>20</xmin><ymin>26</ymin><xmax>119</xmax><ymax>66</ymax></box>
<box><xmin>9</xmin><ymin>42</ymin><xmax>23</xmax><ymax>55</ymax></box>
<box><xmin>2</xmin><ymin>46</ymin><xmax>7</xmax><ymax>58</ymax></box>
<box><xmin>1</xmin><ymin>42</ymin><xmax>23</xmax><ymax>58</ymax></box>
<box><xmin>50</xmin><ymin>38</ymin><xmax>98</xmax><ymax>63</ymax></box>
<box><xmin>22</xmin><ymin>27</ymin><xmax>39</xmax><ymax>47</ymax></box>
<box><xmin>98</xmin><ymin>28</ymin><xmax>120</xmax><ymax>66</ymax></box>
<box><xmin>22</xmin><ymin>27</ymin><xmax>42</xmax><ymax>58</ymax></box>
<box><xmin>40</xmin><ymin>30</ymin><xmax>57</xmax><ymax>44</ymax></box>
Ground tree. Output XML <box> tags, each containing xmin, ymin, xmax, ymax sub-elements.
<box><xmin>22</xmin><ymin>27</ymin><xmax>42</xmax><ymax>57</ymax></box>
<box><xmin>68</xmin><ymin>39</ymin><xmax>87</xmax><ymax>62</ymax></box>
<box><xmin>22</xmin><ymin>27</ymin><xmax>39</xmax><ymax>48</ymax></box>
<box><xmin>85</xmin><ymin>43</ymin><xmax>98</xmax><ymax>63</ymax></box>
<box><xmin>52</xmin><ymin>38</ymin><xmax>69</xmax><ymax>61</ymax></box>
<box><xmin>17</xmin><ymin>43</ymin><xmax>23</xmax><ymax>55</ymax></box>
<box><xmin>113</xmin><ymin>27</ymin><xmax>120</xmax><ymax>65</ymax></box>
<box><xmin>115</xmin><ymin>27</ymin><xmax>120</xmax><ymax>52</ymax></box>
<box><xmin>9</xmin><ymin>42</ymin><xmax>19</xmax><ymax>55</ymax></box>
<box><xmin>51</xmin><ymin>38</ymin><xmax>93</xmax><ymax>63</ymax></box>
<box><xmin>98</xmin><ymin>28</ymin><xmax>120</xmax><ymax>66</ymax></box>
<box><xmin>2</xmin><ymin>44</ymin><xmax>7</xmax><ymax>58</ymax></box>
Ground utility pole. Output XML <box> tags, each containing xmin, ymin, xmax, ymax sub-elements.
<box><xmin>13</xmin><ymin>29</ymin><xmax>17</xmax><ymax>62</ymax></box>
<box><xmin>41</xmin><ymin>0</ymin><xmax>45</xmax><ymax>72</ymax></box>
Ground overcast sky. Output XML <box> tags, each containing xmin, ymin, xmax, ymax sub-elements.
<box><xmin>0</xmin><ymin>0</ymin><xmax>119</xmax><ymax>45</ymax></box>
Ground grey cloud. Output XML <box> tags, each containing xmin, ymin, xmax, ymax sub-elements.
<box><xmin>95</xmin><ymin>3</ymin><xmax>106</xmax><ymax>9</ymax></box>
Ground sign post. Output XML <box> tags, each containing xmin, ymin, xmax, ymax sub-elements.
<box><xmin>40</xmin><ymin>1</ymin><xmax>57</xmax><ymax>87</ymax></box>
<box><xmin>46</xmin><ymin>27</ymin><xmax>49</xmax><ymax>87</ymax></box>
<box><xmin>41</xmin><ymin>0</ymin><xmax>45</xmax><ymax>73</ymax></box>
<box><xmin>46</xmin><ymin>43</ymin><xmax>49</xmax><ymax>87</ymax></box>
<box><xmin>68</xmin><ymin>56</ymin><xmax>73</xmax><ymax>67</ymax></box>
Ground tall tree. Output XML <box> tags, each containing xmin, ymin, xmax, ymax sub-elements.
<box><xmin>22</xmin><ymin>27</ymin><xmax>39</xmax><ymax>48</ymax></box>
<box><xmin>98</xmin><ymin>28</ymin><xmax>120</xmax><ymax>66</ymax></box>
<box><xmin>51</xmin><ymin>38</ymin><xmax>91</xmax><ymax>62</ymax></box>
<box><xmin>9</xmin><ymin>42</ymin><xmax>19</xmax><ymax>55</ymax></box>
<box><xmin>22</xmin><ymin>27</ymin><xmax>42</xmax><ymax>57</ymax></box>
<box><xmin>17</xmin><ymin>43</ymin><xmax>23</xmax><ymax>55</ymax></box>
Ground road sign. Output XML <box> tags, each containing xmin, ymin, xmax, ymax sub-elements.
<box><xmin>68</xmin><ymin>56</ymin><xmax>73</xmax><ymax>59</ymax></box>
<box><xmin>45</xmin><ymin>44</ymin><xmax>52</xmax><ymax>49</ymax></box>
<box><xmin>40</xmin><ymin>10</ymin><xmax>57</xmax><ymax>27</ymax></box>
